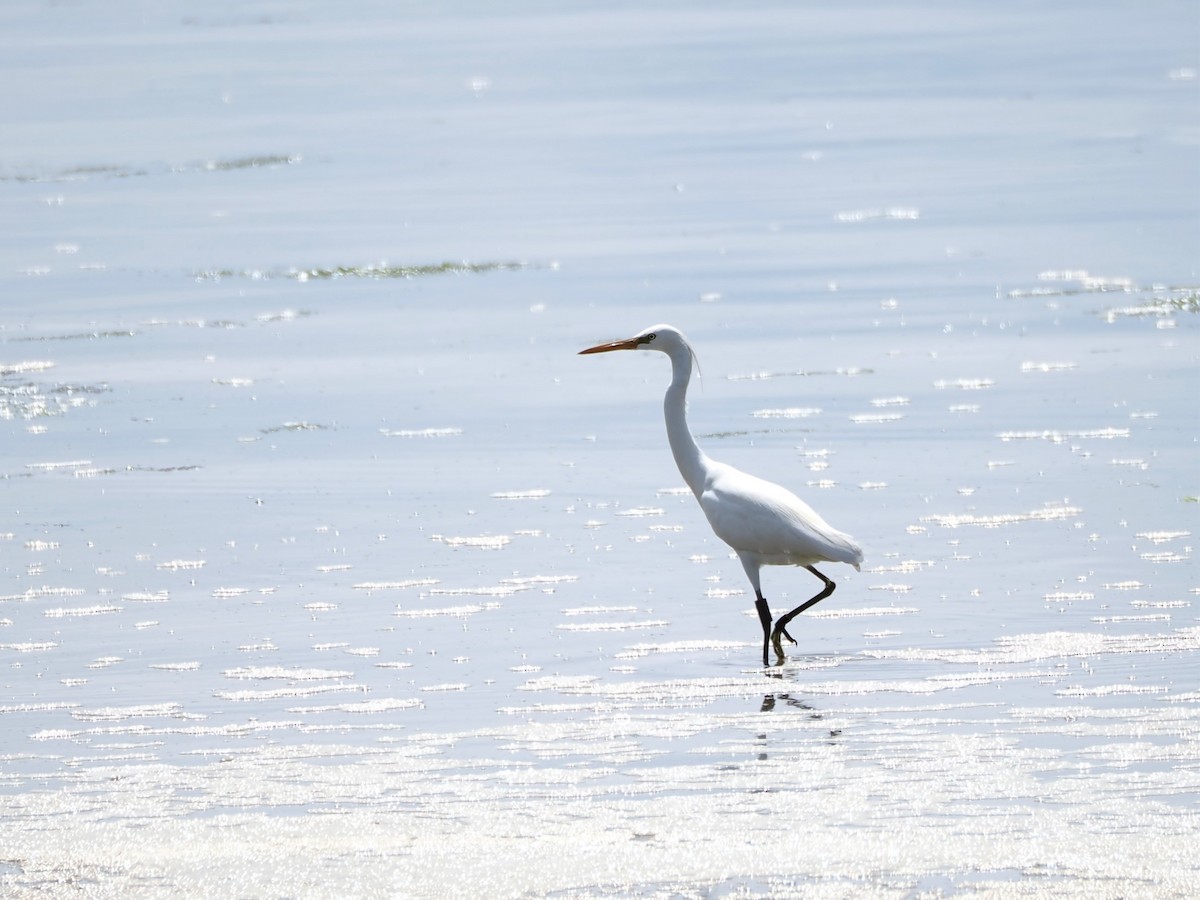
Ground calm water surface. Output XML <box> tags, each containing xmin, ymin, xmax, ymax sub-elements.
<box><xmin>2</xmin><ymin>1</ymin><xmax>1197</xmax><ymax>896</ymax></box>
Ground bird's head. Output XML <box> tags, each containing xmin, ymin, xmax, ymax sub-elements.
<box><xmin>578</xmin><ymin>324</ymin><xmax>688</xmax><ymax>357</ymax></box>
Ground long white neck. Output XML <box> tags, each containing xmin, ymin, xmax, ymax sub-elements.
<box><xmin>662</xmin><ymin>344</ymin><xmax>709</xmax><ymax>497</ymax></box>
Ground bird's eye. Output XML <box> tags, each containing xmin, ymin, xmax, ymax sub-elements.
<box><xmin>646</xmin><ymin>333</ymin><xmax>656</xmax><ymax>342</ymax></box>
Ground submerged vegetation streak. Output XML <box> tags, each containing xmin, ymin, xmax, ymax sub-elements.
<box><xmin>300</xmin><ymin>261</ymin><xmax>528</xmax><ymax>280</ymax></box>
<box><xmin>1151</xmin><ymin>291</ymin><xmax>1199</xmax><ymax>314</ymax></box>
<box><xmin>194</xmin><ymin>261</ymin><xmax>530</xmax><ymax>282</ymax></box>
<box><xmin>10</xmin><ymin>331</ymin><xmax>137</xmax><ymax>343</ymax></box>
<box><xmin>200</xmin><ymin>155</ymin><xmax>301</xmax><ymax>171</ymax></box>
<box><xmin>1</xmin><ymin>154</ymin><xmax>300</xmax><ymax>183</ymax></box>
<box><xmin>1006</xmin><ymin>274</ymin><xmax>1199</xmax><ymax>319</ymax></box>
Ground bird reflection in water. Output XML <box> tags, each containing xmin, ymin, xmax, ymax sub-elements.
<box><xmin>759</xmin><ymin>692</ymin><xmax>815</xmax><ymax>714</ymax></box>
<box><xmin>756</xmin><ymin>691</ymin><xmax>840</xmax><ymax>760</ymax></box>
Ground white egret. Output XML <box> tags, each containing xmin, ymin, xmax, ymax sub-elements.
<box><xmin>580</xmin><ymin>324</ymin><xmax>863</xmax><ymax>666</ymax></box>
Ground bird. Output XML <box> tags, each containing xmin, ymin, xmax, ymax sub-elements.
<box><xmin>579</xmin><ymin>324</ymin><xmax>863</xmax><ymax>666</ymax></box>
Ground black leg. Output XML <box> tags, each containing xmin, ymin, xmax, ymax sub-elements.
<box><xmin>770</xmin><ymin>567</ymin><xmax>836</xmax><ymax>658</ymax></box>
<box><xmin>754</xmin><ymin>593</ymin><xmax>772</xmax><ymax>667</ymax></box>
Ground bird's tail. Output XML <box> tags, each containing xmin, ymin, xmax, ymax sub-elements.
<box><xmin>843</xmin><ymin>539</ymin><xmax>864</xmax><ymax>572</ymax></box>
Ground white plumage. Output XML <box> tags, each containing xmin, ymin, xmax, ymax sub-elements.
<box><xmin>581</xmin><ymin>324</ymin><xmax>863</xmax><ymax>665</ymax></box>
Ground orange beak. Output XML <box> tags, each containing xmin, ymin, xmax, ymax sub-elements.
<box><xmin>578</xmin><ymin>337</ymin><xmax>643</xmax><ymax>355</ymax></box>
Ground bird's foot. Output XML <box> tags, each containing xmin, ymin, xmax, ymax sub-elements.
<box><xmin>771</xmin><ymin>624</ymin><xmax>797</xmax><ymax>648</ymax></box>
<box><xmin>769</xmin><ymin>629</ymin><xmax>785</xmax><ymax>661</ymax></box>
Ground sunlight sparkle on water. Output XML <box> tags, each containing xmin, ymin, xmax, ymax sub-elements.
<box><xmin>1</xmin><ymin>1</ymin><xmax>1195</xmax><ymax>895</ymax></box>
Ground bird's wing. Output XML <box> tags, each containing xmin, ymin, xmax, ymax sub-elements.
<box><xmin>698</xmin><ymin>463</ymin><xmax>862</xmax><ymax>567</ymax></box>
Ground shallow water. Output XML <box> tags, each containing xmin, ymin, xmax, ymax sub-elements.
<box><xmin>2</xmin><ymin>1</ymin><xmax>1198</xmax><ymax>897</ymax></box>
